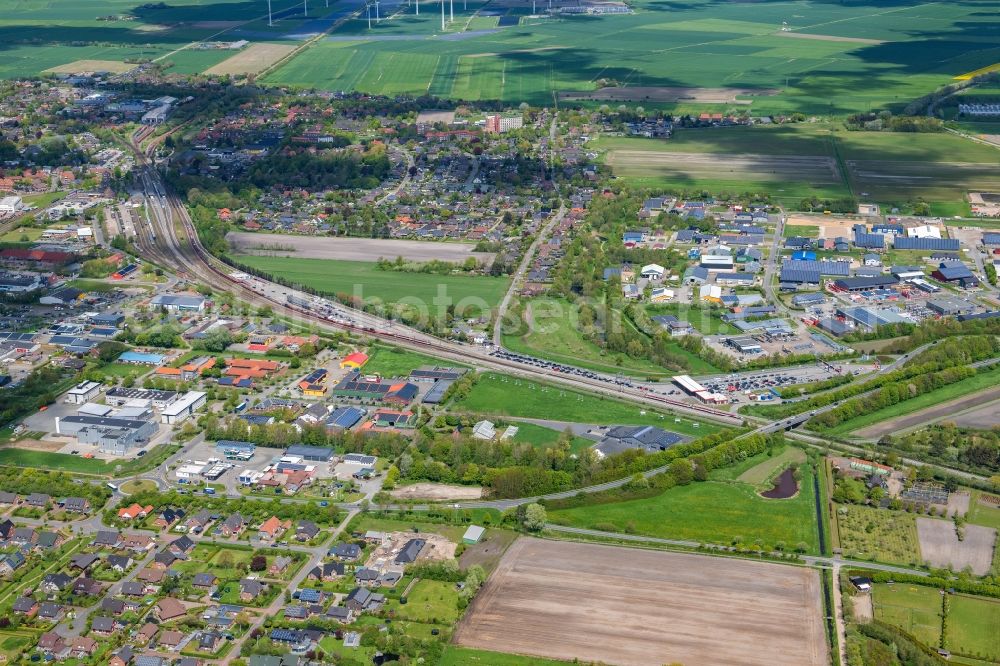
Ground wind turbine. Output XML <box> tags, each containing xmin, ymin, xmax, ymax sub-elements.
<box><xmin>441</xmin><ymin>0</ymin><xmax>445</xmax><ymax>31</ymax></box>
<box><xmin>303</xmin><ymin>0</ymin><xmax>308</xmax><ymax>17</ymax></box>
<box><xmin>450</xmin><ymin>0</ymin><xmax>453</xmax><ymax>23</ymax></box>
<box><xmin>416</xmin><ymin>0</ymin><xmax>419</xmax><ymax>16</ymax></box>
<box><xmin>267</xmin><ymin>0</ymin><xmax>273</xmax><ymax>26</ymax></box>
<box><xmin>375</xmin><ymin>0</ymin><xmax>381</xmax><ymax>21</ymax></box>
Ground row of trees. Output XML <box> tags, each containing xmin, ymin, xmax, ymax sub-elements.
<box><xmin>755</xmin><ymin>335</ymin><xmax>1000</xmax><ymax>420</ymax></box>
<box><xmin>807</xmin><ymin>364</ymin><xmax>977</xmax><ymax>429</ymax></box>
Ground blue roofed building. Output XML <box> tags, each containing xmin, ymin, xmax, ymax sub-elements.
<box><xmin>325</xmin><ymin>406</ymin><xmax>366</xmax><ymax>430</ymax></box>
<box><xmin>596</xmin><ymin>426</ymin><xmax>688</xmax><ymax>457</ymax></box>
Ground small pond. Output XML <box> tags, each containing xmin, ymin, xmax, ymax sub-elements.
<box><xmin>760</xmin><ymin>467</ymin><xmax>798</xmax><ymax>499</ymax></box>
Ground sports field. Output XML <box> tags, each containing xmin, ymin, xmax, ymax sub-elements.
<box><xmin>455</xmin><ymin>537</ymin><xmax>827</xmax><ymax>666</ymax></box>
<box><xmin>259</xmin><ymin>0</ymin><xmax>1000</xmax><ymax>114</ymax></box>
<box><xmin>232</xmin><ymin>254</ymin><xmax>510</xmax><ymax>312</ymax></box>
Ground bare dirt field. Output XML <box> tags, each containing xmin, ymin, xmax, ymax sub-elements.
<box><xmin>454</xmin><ymin>537</ymin><xmax>827</xmax><ymax>666</ymax></box>
<box><xmin>204</xmin><ymin>43</ymin><xmax>297</xmax><ymax>76</ymax></box>
<box><xmin>44</xmin><ymin>59</ymin><xmax>136</xmax><ymax>74</ymax></box>
<box><xmin>946</xmin><ymin>492</ymin><xmax>971</xmax><ymax>519</ymax></box>
<box><xmin>916</xmin><ymin>518</ymin><xmax>996</xmax><ymax>576</ymax></box>
<box><xmin>777</xmin><ymin>31</ymin><xmax>884</xmax><ymax>45</ymax></box>
<box><xmin>854</xmin><ymin>594</ymin><xmax>874</xmax><ymax>622</ymax></box>
<box><xmin>458</xmin><ymin>531</ymin><xmax>519</xmax><ymax>573</ymax></box>
<box><xmin>5</xmin><ymin>440</ymin><xmax>65</xmax><ymax>452</ymax></box>
<box><xmin>416</xmin><ymin>110</ymin><xmax>456</xmax><ymax>124</ymax></box>
<box><xmin>390</xmin><ymin>483</ymin><xmax>483</xmax><ymax>500</ymax></box>
<box><xmin>855</xmin><ymin>386</ymin><xmax>1000</xmax><ymax>438</ymax></box>
<box><xmin>606</xmin><ymin>150</ymin><xmax>841</xmax><ymax>184</ymax></box>
<box><xmin>365</xmin><ymin>531</ymin><xmax>457</xmax><ymax>570</ymax></box>
<box><xmin>226</xmin><ymin>232</ymin><xmax>496</xmax><ymax>263</ymax></box>
<box><xmin>560</xmin><ymin>86</ymin><xmax>778</xmax><ymax>104</ymax></box>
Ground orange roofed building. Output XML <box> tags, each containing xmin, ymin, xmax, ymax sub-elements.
<box><xmin>339</xmin><ymin>352</ymin><xmax>369</xmax><ymax>370</ymax></box>
<box><xmin>118</xmin><ymin>504</ymin><xmax>154</xmax><ymax>520</ymax></box>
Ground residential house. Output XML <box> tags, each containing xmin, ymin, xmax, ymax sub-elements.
<box><xmin>93</xmin><ymin>530</ymin><xmax>121</xmax><ymax>548</ymax></box>
<box><xmin>62</xmin><ymin>497</ymin><xmax>90</xmax><ymax>513</ymax></box>
<box><xmin>120</xmin><ymin>533</ymin><xmax>155</xmax><ymax>552</ymax></box>
<box><xmin>109</xmin><ymin>646</ymin><xmax>134</xmax><ymax>666</ymax></box>
<box><xmin>325</xmin><ymin>605</ymin><xmax>354</xmax><ymax>624</ymax></box>
<box><xmin>117</xmin><ymin>503</ymin><xmax>154</xmax><ymax>521</ymax></box>
<box><xmin>219</xmin><ymin>513</ymin><xmax>246</xmax><ymax>537</ymax></box>
<box><xmin>70</xmin><ymin>553</ymin><xmax>101</xmax><ymax>572</ymax></box>
<box><xmin>69</xmin><ymin>636</ymin><xmax>98</xmax><ymax>658</ymax></box>
<box><xmin>345</xmin><ymin>587</ymin><xmax>384</xmax><ymax>613</ymax></box>
<box><xmin>37</xmin><ymin>631</ymin><xmax>65</xmax><ymax>655</ymax></box>
<box><xmin>121</xmin><ymin>581</ymin><xmax>146</xmax><ymax>597</ymax></box>
<box><xmin>0</xmin><ymin>552</ymin><xmax>26</xmax><ymax>575</ymax></box>
<box><xmin>329</xmin><ymin>543</ymin><xmax>361</xmax><ymax>561</ymax></box>
<box><xmin>257</xmin><ymin>516</ymin><xmax>291</xmax><ymax>541</ymax></box>
<box><xmin>269</xmin><ymin>555</ymin><xmax>292</xmax><ymax>576</ymax></box>
<box><xmin>101</xmin><ymin>597</ymin><xmax>126</xmax><ymax>616</ymax></box>
<box><xmin>12</xmin><ymin>527</ymin><xmax>36</xmax><ymax>545</ymax></box>
<box><xmin>106</xmin><ymin>554</ymin><xmax>133</xmax><ymax>572</ymax></box>
<box><xmin>183</xmin><ymin>509</ymin><xmax>213</xmax><ymax>533</ymax></box>
<box><xmin>307</xmin><ymin>561</ymin><xmax>344</xmax><ymax>582</ymax></box>
<box><xmin>37</xmin><ymin>602</ymin><xmax>64</xmax><ymax>621</ymax></box>
<box><xmin>137</xmin><ymin>567</ymin><xmax>166</xmax><ymax>584</ymax></box>
<box><xmin>154</xmin><ymin>597</ymin><xmax>187</xmax><ymax>621</ymax></box>
<box><xmin>40</xmin><ymin>572</ymin><xmax>73</xmax><ymax>594</ymax></box>
<box><xmin>25</xmin><ymin>492</ymin><xmax>50</xmax><ymax>508</ymax></box>
<box><xmin>198</xmin><ymin>632</ymin><xmax>223</xmax><ymax>652</ymax></box>
<box><xmin>153</xmin><ymin>507</ymin><xmax>185</xmax><ymax>529</ymax></box>
<box><xmin>136</xmin><ymin>622</ymin><xmax>158</xmax><ymax>645</ymax></box>
<box><xmin>158</xmin><ymin>630</ymin><xmax>186</xmax><ymax>650</ymax></box>
<box><xmin>295</xmin><ymin>520</ymin><xmax>319</xmax><ymax>542</ymax></box>
<box><xmin>193</xmin><ymin>573</ymin><xmax>217</xmax><ymax>589</ymax></box>
<box><xmin>90</xmin><ymin>616</ymin><xmax>119</xmax><ymax>636</ymax></box>
<box><xmin>12</xmin><ymin>596</ymin><xmax>38</xmax><ymax>616</ymax></box>
<box><xmin>168</xmin><ymin>535</ymin><xmax>195</xmax><ymax>555</ymax></box>
<box><xmin>73</xmin><ymin>576</ymin><xmax>103</xmax><ymax>596</ymax></box>
<box><xmin>240</xmin><ymin>578</ymin><xmax>267</xmax><ymax>602</ymax></box>
<box><xmin>395</xmin><ymin>539</ymin><xmax>426</xmax><ymax>564</ymax></box>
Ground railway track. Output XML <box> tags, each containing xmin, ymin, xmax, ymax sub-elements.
<box><xmin>129</xmin><ymin>143</ymin><xmax>744</xmax><ymax>425</ymax></box>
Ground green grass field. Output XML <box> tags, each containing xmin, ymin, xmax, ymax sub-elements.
<box><xmin>438</xmin><ymin>647</ymin><xmax>572</xmax><ymax>666</ymax></box>
<box><xmin>261</xmin><ymin>0</ymin><xmax>1000</xmax><ymax>116</ymax></box>
<box><xmin>784</xmin><ymin>224</ymin><xmax>820</xmax><ymax>239</ymax></box>
<box><xmin>458</xmin><ymin>372</ymin><xmax>719</xmax><ymax>435</ymax></box>
<box><xmin>947</xmin><ymin>595</ymin><xmax>1000</xmax><ymax>662</ymax></box>
<box><xmin>232</xmin><ymin>254</ymin><xmax>509</xmax><ymax>314</ymax></box>
<box><xmin>736</xmin><ymin>446</ymin><xmax>806</xmax><ymax>485</ymax></box>
<box><xmin>549</xmin><ymin>465</ymin><xmax>820</xmax><ymax>552</ymax></box>
<box><xmin>508</xmin><ymin>422</ymin><xmax>595</xmax><ymax>454</ymax></box>
<box><xmin>968</xmin><ymin>492</ymin><xmax>1000</xmax><ymax>531</ymax></box>
<box><xmin>362</xmin><ymin>345</ymin><xmax>467</xmax><ymax>378</ymax></box>
<box><xmin>0</xmin><ymin>447</ymin><xmax>112</xmax><ymax>475</ymax></box>
<box><xmin>873</xmin><ymin>583</ymin><xmax>943</xmax><ymax>648</ymax></box>
<box><xmin>392</xmin><ymin>579</ymin><xmax>461</xmax><ymax>624</ymax></box>
<box><xmin>502</xmin><ymin>298</ymin><xmax>718</xmax><ymax>376</ymax></box>
<box><xmin>596</xmin><ymin>124</ymin><xmax>1000</xmax><ymax>209</ymax></box>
